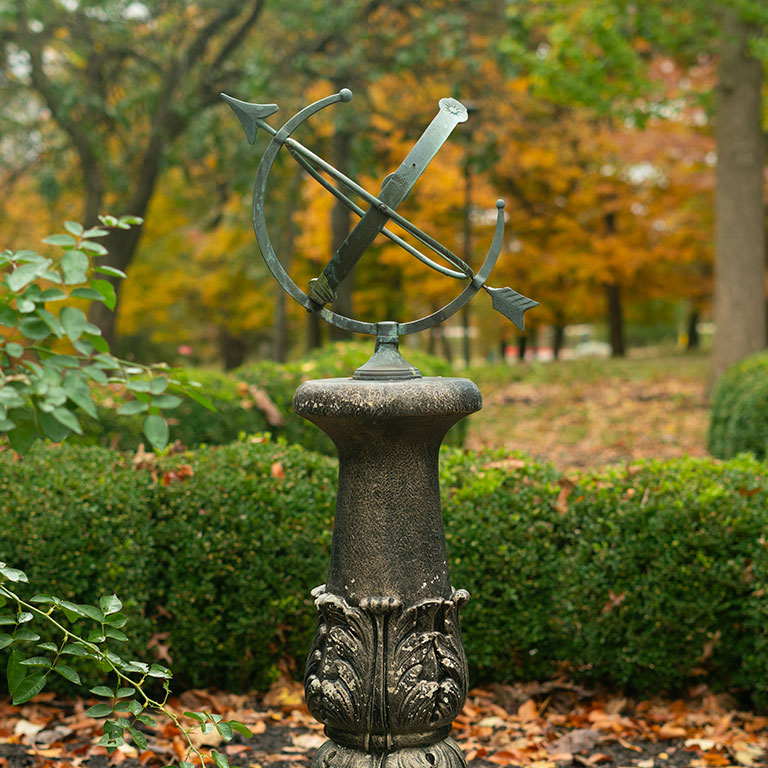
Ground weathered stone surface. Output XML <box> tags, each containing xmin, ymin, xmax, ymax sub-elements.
<box><xmin>294</xmin><ymin>377</ymin><xmax>480</xmax><ymax>768</ymax></box>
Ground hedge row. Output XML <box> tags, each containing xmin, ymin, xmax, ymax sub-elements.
<box><xmin>78</xmin><ymin>342</ymin><xmax>464</xmax><ymax>455</ymax></box>
<box><xmin>1</xmin><ymin>442</ymin><xmax>767</xmax><ymax>705</ymax></box>
<box><xmin>709</xmin><ymin>351</ymin><xmax>768</xmax><ymax>461</ymax></box>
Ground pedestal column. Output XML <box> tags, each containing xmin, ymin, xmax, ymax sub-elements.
<box><xmin>293</xmin><ymin>376</ymin><xmax>481</xmax><ymax>768</ymax></box>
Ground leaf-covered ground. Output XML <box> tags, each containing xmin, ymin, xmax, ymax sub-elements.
<box><xmin>1</xmin><ymin>680</ymin><xmax>766</xmax><ymax>768</ymax></box>
<box><xmin>466</xmin><ymin>354</ymin><xmax>710</xmax><ymax>470</ymax></box>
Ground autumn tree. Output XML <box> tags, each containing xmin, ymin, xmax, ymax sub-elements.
<box><xmin>0</xmin><ymin>0</ymin><xmax>269</xmax><ymax>346</ymax></box>
<box><xmin>497</xmin><ymin>0</ymin><xmax>767</xmax><ymax>374</ymax></box>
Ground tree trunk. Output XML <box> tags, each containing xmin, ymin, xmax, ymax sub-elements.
<box><xmin>603</xmin><ymin>211</ymin><xmax>625</xmax><ymax>358</ymax></box>
<box><xmin>686</xmin><ymin>309</ymin><xmax>700</xmax><ymax>351</ymax></box>
<box><xmin>711</xmin><ymin>9</ymin><xmax>767</xmax><ymax>382</ymax></box>
<box><xmin>517</xmin><ymin>334</ymin><xmax>527</xmax><ymax>361</ymax></box>
<box><xmin>220</xmin><ymin>329</ymin><xmax>247</xmax><ymax>370</ymax></box>
<box><xmin>553</xmin><ymin>323</ymin><xmax>565</xmax><ymax>359</ymax></box>
<box><xmin>88</xmin><ymin>224</ymin><xmax>146</xmax><ymax>348</ymax></box>
<box><xmin>605</xmin><ymin>282</ymin><xmax>625</xmax><ymax>357</ymax></box>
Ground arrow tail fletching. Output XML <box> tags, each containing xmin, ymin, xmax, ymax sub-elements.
<box><xmin>221</xmin><ymin>93</ymin><xmax>279</xmax><ymax>144</ymax></box>
<box><xmin>485</xmin><ymin>286</ymin><xmax>539</xmax><ymax>331</ymax></box>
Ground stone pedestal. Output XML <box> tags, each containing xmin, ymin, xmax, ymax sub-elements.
<box><xmin>293</xmin><ymin>376</ymin><xmax>481</xmax><ymax>768</ymax></box>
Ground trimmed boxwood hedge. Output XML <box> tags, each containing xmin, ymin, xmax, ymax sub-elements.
<box><xmin>709</xmin><ymin>351</ymin><xmax>768</xmax><ymax>461</ymax></box>
<box><xmin>1</xmin><ymin>443</ymin><xmax>767</xmax><ymax>704</ymax></box>
<box><xmin>78</xmin><ymin>342</ymin><xmax>465</xmax><ymax>455</ymax></box>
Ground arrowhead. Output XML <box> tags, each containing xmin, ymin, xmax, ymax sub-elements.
<box><xmin>485</xmin><ymin>286</ymin><xmax>539</xmax><ymax>331</ymax></box>
<box><xmin>220</xmin><ymin>93</ymin><xmax>279</xmax><ymax>144</ymax></box>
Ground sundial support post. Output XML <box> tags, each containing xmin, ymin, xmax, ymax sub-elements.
<box><xmin>294</xmin><ymin>370</ymin><xmax>480</xmax><ymax>768</ymax></box>
<box><xmin>222</xmin><ymin>86</ymin><xmax>540</xmax><ymax>768</ymax></box>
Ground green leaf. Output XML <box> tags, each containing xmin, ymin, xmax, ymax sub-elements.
<box><xmin>115</xmin><ymin>687</ymin><xmax>135</xmax><ymax>699</ymax></box>
<box><xmin>64</xmin><ymin>221</ymin><xmax>84</xmax><ymax>237</ymax></box>
<box><xmin>99</xmin><ymin>594</ymin><xmax>122</xmax><ymax>615</ymax></box>
<box><xmin>7</xmin><ymin>261</ymin><xmax>48</xmax><ymax>292</ymax></box>
<box><xmin>52</xmin><ymin>407</ymin><xmax>83</xmax><ymax>436</ymax></box>
<box><xmin>60</xmin><ymin>306</ymin><xmax>87</xmax><ymax>341</ymax></box>
<box><xmin>43</xmin><ymin>233</ymin><xmax>77</xmax><ymax>247</ymax></box>
<box><xmin>215</xmin><ymin>722</ymin><xmax>233</xmax><ymax>741</ymax></box>
<box><xmin>83</xmin><ymin>332</ymin><xmax>109</xmax><ymax>353</ymax></box>
<box><xmin>38</xmin><ymin>410</ymin><xmax>70</xmax><ymax>442</ymax></box>
<box><xmin>7</xmin><ymin>648</ymin><xmax>24</xmax><ymax>695</ymax></box>
<box><xmin>4</xmin><ymin>343</ymin><xmax>24</xmax><ymax>358</ymax></box>
<box><xmin>184</xmin><ymin>711</ymin><xmax>206</xmax><ymax>723</ymax></box>
<box><xmin>0</xmin><ymin>616</ymin><xmax>16</xmax><ymax>625</ymax></box>
<box><xmin>37</xmin><ymin>288</ymin><xmax>68</xmax><ymax>301</ymax></box>
<box><xmin>147</xmin><ymin>663</ymin><xmax>171</xmax><ymax>679</ymax></box>
<box><xmin>178</xmin><ymin>385</ymin><xmax>216</xmax><ymax>412</ymax></box>
<box><xmin>94</xmin><ymin>265</ymin><xmax>127</xmax><ymax>279</ymax></box>
<box><xmin>17</xmin><ymin>299</ymin><xmax>35</xmax><ymax>314</ymax></box>
<box><xmin>129</xmin><ymin>727</ymin><xmax>148</xmax><ymax>751</ymax></box>
<box><xmin>36</xmin><ymin>642</ymin><xmax>57</xmax><ymax>652</ymax></box>
<box><xmin>70</xmin><ymin>287</ymin><xmax>104</xmax><ymax>302</ymax></box>
<box><xmin>126</xmin><ymin>379</ymin><xmax>151</xmax><ymax>393</ymax></box>
<box><xmin>18</xmin><ymin>317</ymin><xmax>50</xmax><ymax>340</ymax></box>
<box><xmin>83</xmin><ymin>365</ymin><xmax>108</xmax><ymax>385</ymax></box>
<box><xmin>30</xmin><ymin>594</ymin><xmax>55</xmax><ymax>604</ymax></box>
<box><xmin>136</xmin><ymin>714</ymin><xmax>157</xmax><ymax>727</ymax></box>
<box><xmin>149</xmin><ymin>377</ymin><xmax>168</xmax><ymax>394</ymax></box>
<box><xmin>12</xmin><ymin>673</ymin><xmax>47</xmax><ymax>704</ymax></box>
<box><xmin>150</xmin><ymin>394</ymin><xmax>182</xmax><ymax>409</ymax></box>
<box><xmin>20</xmin><ymin>657</ymin><xmax>52</xmax><ymax>668</ymax></box>
<box><xmin>77</xmin><ymin>604</ymin><xmax>104</xmax><ymax>622</ymax></box>
<box><xmin>143</xmin><ymin>415</ymin><xmax>169</xmax><ymax>451</ymax></box>
<box><xmin>211</xmin><ymin>749</ymin><xmax>230</xmax><ymax>768</ymax></box>
<box><xmin>83</xmin><ymin>227</ymin><xmax>109</xmax><ymax>238</ymax></box>
<box><xmin>91</xmin><ymin>279</ymin><xmax>117</xmax><ymax>311</ymax></box>
<box><xmin>53</xmin><ymin>664</ymin><xmax>81</xmax><ymax>684</ymax></box>
<box><xmin>90</xmin><ymin>686</ymin><xmax>115</xmax><ymax>697</ymax></box>
<box><xmin>118</xmin><ymin>400</ymin><xmax>149</xmax><ymax>416</ymax></box>
<box><xmin>86</xmin><ymin>703</ymin><xmax>113</xmax><ymax>718</ymax></box>
<box><xmin>62</xmin><ymin>372</ymin><xmax>98</xmax><ymax>419</ymax></box>
<box><xmin>104</xmin><ymin>612</ymin><xmax>127</xmax><ymax>628</ymax></box>
<box><xmin>61</xmin><ymin>250</ymin><xmax>89</xmax><ymax>285</ymax></box>
<box><xmin>14</xmin><ymin>630</ymin><xmax>41</xmax><ymax>642</ymax></box>
<box><xmin>0</xmin><ymin>566</ymin><xmax>28</xmax><ymax>583</ymax></box>
<box><xmin>17</xmin><ymin>612</ymin><xmax>33</xmax><ymax>624</ymax></box>
<box><xmin>79</xmin><ymin>240</ymin><xmax>108</xmax><ymax>255</ymax></box>
<box><xmin>35</xmin><ymin>308</ymin><xmax>64</xmax><ymax>338</ymax></box>
<box><xmin>104</xmin><ymin>627</ymin><xmax>128</xmax><ymax>642</ymax></box>
<box><xmin>0</xmin><ymin>634</ymin><xmax>12</xmax><ymax>650</ymax></box>
<box><xmin>0</xmin><ymin>303</ymin><xmax>18</xmax><ymax>325</ymax></box>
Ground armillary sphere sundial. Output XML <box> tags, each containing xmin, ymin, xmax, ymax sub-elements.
<box><xmin>222</xmin><ymin>87</ymin><xmax>538</xmax><ymax>377</ymax></box>
<box><xmin>223</xmin><ymin>87</ymin><xmax>539</xmax><ymax>768</ymax></box>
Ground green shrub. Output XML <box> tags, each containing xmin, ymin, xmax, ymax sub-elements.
<box><xmin>3</xmin><ymin>444</ymin><xmax>767</xmax><ymax>704</ymax></box>
<box><xmin>709</xmin><ymin>351</ymin><xmax>768</xmax><ymax>460</ymax></box>
<box><xmin>0</xmin><ymin>438</ymin><xmax>336</xmax><ymax>692</ymax></box>
<box><xmin>558</xmin><ymin>456</ymin><xmax>768</xmax><ymax>701</ymax></box>
<box><xmin>78</xmin><ymin>342</ymin><xmax>466</xmax><ymax>454</ymax></box>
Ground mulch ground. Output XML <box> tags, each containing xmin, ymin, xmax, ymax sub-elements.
<box><xmin>1</xmin><ymin>680</ymin><xmax>765</xmax><ymax>768</ymax></box>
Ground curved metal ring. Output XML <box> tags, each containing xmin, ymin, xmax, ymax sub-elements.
<box><xmin>251</xmin><ymin>91</ymin><xmax>505</xmax><ymax>336</ymax></box>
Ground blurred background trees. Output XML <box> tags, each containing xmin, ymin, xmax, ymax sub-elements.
<box><xmin>1</xmin><ymin>0</ymin><xmax>766</xmax><ymax>378</ymax></box>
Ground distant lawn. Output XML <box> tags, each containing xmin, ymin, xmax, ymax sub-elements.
<box><xmin>465</xmin><ymin>352</ymin><xmax>710</xmax><ymax>470</ymax></box>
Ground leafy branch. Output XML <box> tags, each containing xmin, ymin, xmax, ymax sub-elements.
<box><xmin>0</xmin><ymin>562</ymin><xmax>249</xmax><ymax>768</ymax></box>
<box><xmin>0</xmin><ymin>215</ymin><xmax>214</xmax><ymax>454</ymax></box>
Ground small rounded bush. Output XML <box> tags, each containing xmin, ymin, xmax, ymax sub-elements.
<box><xmin>709</xmin><ymin>351</ymin><xmax>768</xmax><ymax>461</ymax></box>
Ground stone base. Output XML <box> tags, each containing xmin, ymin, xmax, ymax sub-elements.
<box><xmin>312</xmin><ymin>737</ymin><xmax>466</xmax><ymax>768</ymax></box>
